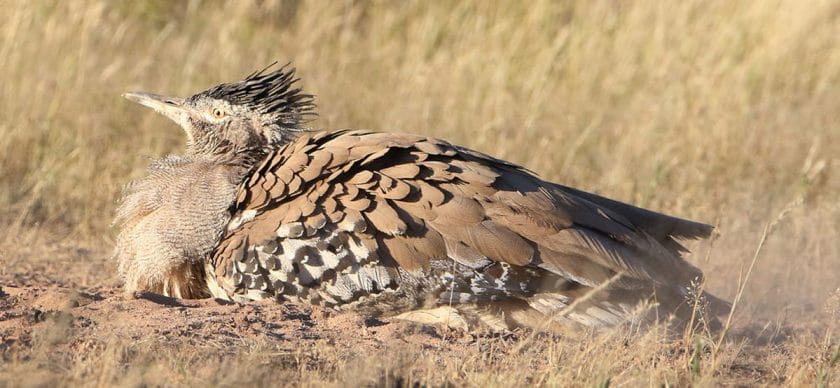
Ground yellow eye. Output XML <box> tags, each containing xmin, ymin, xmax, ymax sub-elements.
<box><xmin>212</xmin><ymin>108</ymin><xmax>225</xmax><ymax>119</ymax></box>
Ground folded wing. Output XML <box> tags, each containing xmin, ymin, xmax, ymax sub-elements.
<box><xmin>209</xmin><ymin>130</ymin><xmax>722</xmax><ymax>328</ymax></box>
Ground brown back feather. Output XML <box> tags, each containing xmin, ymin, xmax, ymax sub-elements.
<box><xmin>209</xmin><ymin>130</ymin><xmax>718</xmax><ymax>324</ymax></box>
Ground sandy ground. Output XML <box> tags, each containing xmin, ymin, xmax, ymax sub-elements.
<box><xmin>0</xmin><ymin>277</ymin><xmax>480</xmax><ymax>361</ymax></box>
<box><xmin>0</xmin><ymin>242</ymin><xmax>521</xmax><ymax>387</ymax></box>
<box><xmin>0</xmin><ymin>239</ymin><xmax>838</xmax><ymax>386</ymax></box>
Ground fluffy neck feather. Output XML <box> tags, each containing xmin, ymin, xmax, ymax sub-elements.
<box><xmin>113</xmin><ymin>153</ymin><xmax>255</xmax><ymax>297</ymax></box>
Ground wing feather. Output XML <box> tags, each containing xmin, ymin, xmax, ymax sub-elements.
<box><xmin>210</xmin><ymin>130</ymin><xmax>716</xmax><ymax>325</ymax></box>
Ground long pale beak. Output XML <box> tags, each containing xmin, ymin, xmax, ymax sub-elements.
<box><xmin>123</xmin><ymin>92</ymin><xmax>191</xmax><ymax>126</ymax></box>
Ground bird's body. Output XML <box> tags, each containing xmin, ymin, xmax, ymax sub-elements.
<box><xmin>115</xmin><ymin>65</ymin><xmax>726</xmax><ymax>331</ymax></box>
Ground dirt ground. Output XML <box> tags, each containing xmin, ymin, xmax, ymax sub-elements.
<box><xmin>0</xmin><ymin>279</ymin><xmax>477</xmax><ymax>360</ymax></box>
<box><xmin>0</xmin><ymin>242</ymin><xmax>530</xmax><ymax>386</ymax></box>
<box><xmin>1</xmin><ymin>240</ymin><xmax>838</xmax><ymax>387</ymax></box>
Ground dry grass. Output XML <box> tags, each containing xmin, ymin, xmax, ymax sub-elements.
<box><xmin>1</xmin><ymin>0</ymin><xmax>838</xmax><ymax>386</ymax></box>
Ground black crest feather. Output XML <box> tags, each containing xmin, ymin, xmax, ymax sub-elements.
<box><xmin>197</xmin><ymin>62</ymin><xmax>317</xmax><ymax>127</ymax></box>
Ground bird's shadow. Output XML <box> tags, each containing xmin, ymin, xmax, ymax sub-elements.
<box><xmin>134</xmin><ymin>291</ymin><xmax>234</xmax><ymax>307</ymax></box>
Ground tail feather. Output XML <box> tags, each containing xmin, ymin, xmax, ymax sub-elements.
<box><xmin>555</xmin><ymin>184</ymin><xmax>714</xmax><ymax>243</ymax></box>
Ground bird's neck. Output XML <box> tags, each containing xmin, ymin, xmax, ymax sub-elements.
<box><xmin>114</xmin><ymin>152</ymin><xmax>258</xmax><ymax>297</ymax></box>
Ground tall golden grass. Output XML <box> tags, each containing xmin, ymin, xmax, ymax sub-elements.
<box><xmin>1</xmin><ymin>0</ymin><xmax>838</xmax><ymax>385</ymax></box>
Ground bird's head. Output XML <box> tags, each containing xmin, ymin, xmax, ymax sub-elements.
<box><xmin>124</xmin><ymin>63</ymin><xmax>316</xmax><ymax>159</ymax></box>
